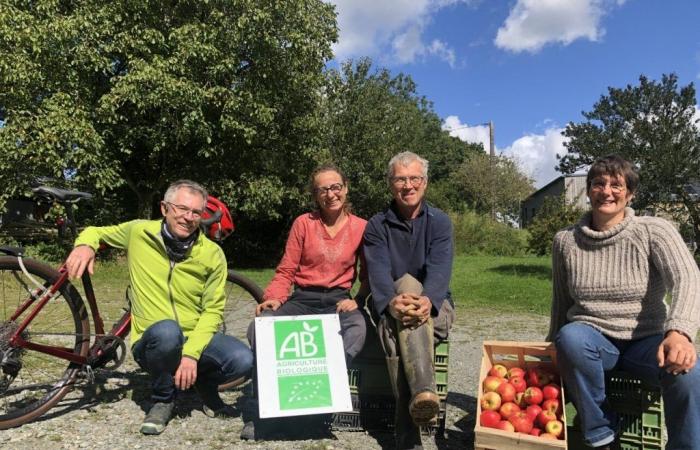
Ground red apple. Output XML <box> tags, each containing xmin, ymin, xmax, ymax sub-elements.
<box><xmin>542</xmin><ymin>398</ymin><xmax>562</xmax><ymax>416</ymax></box>
<box><xmin>525</xmin><ymin>404</ymin><xmax>542</xmax><ymax>422</ymax></box>
<box><xmin>497</xmin><ymin>381</ymin><xmax>516</xmax><ymax>402</ymax></box>
<box><xmin>489</xmin><ymin>364</ymin><xmax>508</xmax><ymax>378</ymax></box>
<box><xmin>514</xmin><ymin>392</ymin><xmax>528</xmax><ymax>408</ymax></box>
<box><xmin>542</xmin><ymin>383</ymin><xmax>561</xmax><ymax>401</ymax></box>
<box><xmin>508</xmin><ymin>411</ymin><xmax>534</xmax><ymax>434</ymax></box>
<box><xmin>529</xmin><ymin>427</ymin><xmax>543</xmax><ymax>437</ymax></box>
<box><xmin>483</xmin><ymin>375</ymin><xmax>504</xmax><ymax>393</ymax></box>
<box><xmin>537</xmin><ymin>410</ymin><xmax>557</xmax><ymax>428</ymax></box>
<box><xmin>526</xmin><ymin>368</ymin><xmax>551</xmax><ymax>387</ymax></box>
<box><xmin>545</xmin><ymin>419</ymin><xmax>564</xmax><ymax>438</ymax></box>
<box><xmin>496</xmin><ymin>420</ymin><xmax>515</xmax><ymax>432</ymax></box>
<box><xmin>507</xmin><ymin>367</ymin><xmax>525</xmax><ymax>379</ymax></box>
<box><xmin>523</xmin><ymin>386</ymin><xmax>543</xmax><ymax>405</ymax></box>
<box><xmin>480</xmin><ymin>410</ymin><xmax>501</xmax><ymax>428</ymax></box>
<box><xmin>481</xmin><ymin>391</ymin><xmax>502</xmax><ymax>411</ymax></box>
<box><xmin>509</xmin><ymin>376</ymin><xmax>527</xmax><ymax>393</ymax></box>
<box><xmin>498</xmin><ymin>402</ymin><xmax>521</xmax><ymax>420</ymax></box>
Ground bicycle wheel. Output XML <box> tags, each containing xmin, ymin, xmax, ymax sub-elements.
<box><xmin>0</xmin><ymin>256</ymin><xmax>89</xmax><ymax>429</ymax></box>
<box><xmin>218</xmin><ymin>270</ymin><xmax>263</xmax><ymax>390</ymax></box>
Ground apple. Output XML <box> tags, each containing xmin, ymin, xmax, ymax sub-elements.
<box><xmin>545</xmin><ymin>419</ymin><xmax>564</xmax><ymax>438</ymax></box>
<box><xmin>480</xmin><ymin>410</ymin><xmax>501</xmax><ymax>428</ymax></box>
<box><xmin>529</xmin><ymin>427</ymin><xmax>543</xmax><ymax>437</ymax></box>
<box><xmin>498</xmin><ymin>402</ymin><xmax>521</xmax><ymax>420</ymax></box>
<box><xmin>497</xmin><ymin>381</ymin><xmax>517</xmax><ymax>402</ymax></box>
<box><xmin>514</xmin><ymin>392</ymin><xmax>528</xmax><ymax>408</ymax></box>
<box><xmin>508</xmin><ymin>411</ymin><xmax>534</xmax><ymax>434</ymax></box>
<box><xmin>481</xmin><ymin>391</ymin><xmax>502</xmax><ymax>411</ymax></box>
<box><xmin>542</xmin><ymin>398</ymin><xmax>562</xmax><ymax>416</ymax></box>
<box><xmin>537</xmin><ymin>410</ymin><xmax>557</xmax><ymax>428</ymax></box>
<box><xmin>489</xmin><ymin>364</ymin><xmax>508</xmax><ymax>378</ymax></box>
<box><xmin>525</xmin><ymin>404</ymin><xmax>542</xmax><ymax>422</ymax></box>
<box><xmin>507</xmin><ymin>367</ymin><xmax>525</xmax><ymax>379</ymax></box>
<box><xmin>542</xmin><ymin>383</ymin><xmax>561</xmax><ymax>401</ymax></box>
<box><xmin>496</xmin><ymin>420</ymin><xmax>515</xmax><ymax>432</ymax></box>
<box><xmin>523</xmin><ymin>386</ymin><xmax>543</xmax><ymax>405</ymax></box>
<box><xmin>509</xmin><ymin>376</ymin><xmax>527</xmax><ymax>393</ymax></box>
<box><xmin>483</xmin><ymin>375</ymin><xmax>504</xmax><ymax>393</ymax></box>
<box><xmin>526</xmin><ymin>368</ymin><xmax>551</xmax><ymax>387</ymax></box>
<box><xmin>540</xmin><ymin>432</ymin><xmax>558</xmax><ymax>439</ymax></box>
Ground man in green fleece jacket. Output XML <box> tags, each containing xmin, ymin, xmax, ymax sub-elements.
<box><xmin>66</xmin><ymin>180</ymin><xmax>253</xmax><ymax>435</ymax></box>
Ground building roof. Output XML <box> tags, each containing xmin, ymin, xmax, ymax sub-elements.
<box><xmin>523</xmin><ymin>173</ymin><xmax>586</xmax><ymax>203</ymax></box>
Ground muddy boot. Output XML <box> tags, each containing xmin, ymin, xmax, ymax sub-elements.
<box><xmin>399</xmin><ymin>319</ymin><xmax>439</xmax><ymax>427</ymax></box>
<box><xmin>386</xmin><ymin>356</ymin><xmax>423</xmax><ymax>450</ymax></box>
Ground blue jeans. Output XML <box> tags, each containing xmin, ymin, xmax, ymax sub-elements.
<box><xmin>556</xmin><ymin>322</ymin><xmax>700</xmax><ymax>449</ymax></box>
<box><xmin>132</xmin><ymin>319</ymin><xmax>254</xmax><ymax>402</ymax></box>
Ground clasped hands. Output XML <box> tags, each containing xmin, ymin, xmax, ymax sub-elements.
<box><xmin>389</xmin><ymin>293</ymin><xmax>431</xmax><ymax>328</ymax></box>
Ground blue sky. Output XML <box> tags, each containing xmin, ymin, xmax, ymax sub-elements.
<box><xmin>328</xmin><ymin>0</ymin><xmax>700</xmax><ymax>187</ymax></box>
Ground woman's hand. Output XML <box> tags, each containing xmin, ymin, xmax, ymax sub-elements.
<box><xmin>256</xmin><ymin>299</ymin><xmax>282</xmax><ymax>316</ymax></box>
<box><xmin>657</xmin><ymin>330</ymin><xmax>697</xmax><ymax>374</ymax></box>
<box><xmin>336</xmin><ymin>299</ymin><xmax>358</xmax><ymax>313</ymax></box>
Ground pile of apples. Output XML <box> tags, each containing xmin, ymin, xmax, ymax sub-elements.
<box><xmin>479</xmin><ymin>363</ymin><xmax>565</xmax><ymax>440</ymax></box>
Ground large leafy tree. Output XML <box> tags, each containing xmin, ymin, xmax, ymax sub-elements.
<box><xmin>0</xmin><ymin>0</ymin><xmax>337</xmax><ymax>221</ymax></box>
<box><xmin>560</xmin><ymin>74</ymin><xmax>700</xmax><ymax>253</ymax></box>
<box><xmin>322</xmin><ymin>58</ymin><xmax>481</xmax><ymax>218</ymax></box>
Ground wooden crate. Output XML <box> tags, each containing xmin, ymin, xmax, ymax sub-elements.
<box><xmin>474</xmin><ymin>341</ymin><xmax>568</xmax><ymax>450</ymax></box>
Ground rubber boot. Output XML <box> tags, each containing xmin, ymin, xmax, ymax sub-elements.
<box><xmin>398</xmin><ymin>318</ymin><xmax>439</xmax><ymax>426</ymax></box>
<box><xmin>386</xmin><ymin>356</ymin><xmax>423</xmax><ymax>450</ymax></box>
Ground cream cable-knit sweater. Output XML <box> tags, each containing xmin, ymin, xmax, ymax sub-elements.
<box><xmin>547</xmin><ymin>207</ymin><xmax>700</xmax><ymax>342</ymax></box>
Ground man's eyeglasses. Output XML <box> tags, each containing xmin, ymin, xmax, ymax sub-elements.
<box><xmin>164</xmin><ymin>202</ymin><xmax>204</xmax><ymax>218</ymax></box>
<box><xmin>391</xmin><ymin>176</ymin><xmax>425</xmax><ymax>188</ymax></box>
<box><xmin>314</xmin><ymin>183</ymin><xmax>344</xmax><ymax>196</ymax></box>
<box><xmin>590</xmin><ymin>181</ymin><xmax>626</xmax><ymax>194</ymax></box>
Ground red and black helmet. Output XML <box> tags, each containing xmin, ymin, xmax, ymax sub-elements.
<box><xmin>200</xmin><ymin>196</ymin><xmax>234</xmax><ymax>242</ymax></box>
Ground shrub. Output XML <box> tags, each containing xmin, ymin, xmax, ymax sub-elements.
<box><xmin>526</xmin><ymin>195</ymin><xmax>584</xmax><ymax>256</ymax></box>
<box><xmin>450</xmin><ymin>210</ymin><xmax>528</xmax><ymax>256</ymax></box>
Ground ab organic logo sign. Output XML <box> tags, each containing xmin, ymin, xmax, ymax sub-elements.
<box><xmin>274</xmin><ymin>320</ymin><xmax>332</xmax><ymax>410</ymax></box>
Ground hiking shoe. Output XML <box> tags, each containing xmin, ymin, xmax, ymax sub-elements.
<box><xmin>240</xmin><ymin>419</ymin><xmax>255</xmax><ymax>440</ymax></box>
<box><xmin>195</xmin><ymin>383</ymin><xmax>227</xmax><ymax>415</ymax></box>
<box><xmin>409</xmin><ymin>391</ymin><xmax>439</xmax><ymax>426</ymax></box>
<box><xmin>140</xmin><ymin>401</ymin><xmax>174</xmax><ymax>435</ymax></box>
<box><xmin>203</xmin><ymin>404</ymin><xmax>237</xmax><ymax>418</ymax></box>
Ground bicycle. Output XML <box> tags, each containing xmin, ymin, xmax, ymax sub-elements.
<box><xmin>0</xmin><ymin>185</ymin><xmax>263</xmax><ymax>429</ymax></box>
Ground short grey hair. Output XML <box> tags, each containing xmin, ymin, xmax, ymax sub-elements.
<box><xmin>163</xmin><ymin>180</ymin><xmax>208</xmax><ymax>204</ymax></box>
<box><xmin>386</xmin><ymin>151</ymin><xmax>429</xmax><ymax>182</ymax></box>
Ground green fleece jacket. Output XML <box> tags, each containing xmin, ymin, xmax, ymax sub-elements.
<box><xmin>75</xmin><ymin>219</ymin><xmax>227</xmax><ymax>360</ymax></box>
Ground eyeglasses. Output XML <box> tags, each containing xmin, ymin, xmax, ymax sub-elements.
<box><xmin>164</xmin><ymin>202</ymin><xmax>204</xmax><ymax>218</ymax></box>
<box><xmin>391</xmin><ymin>176</ymin><xmax>425</xmax><ymax>188</ymax></box>
<box><xmin>314</xmin><ymin>183</ymin><xmax>344</xmax><ymax>196</ymax></box>
<box><xmin>590</xmin><ymin>180</ymin><xmax>626</xmax><ymax>194</ymax></box>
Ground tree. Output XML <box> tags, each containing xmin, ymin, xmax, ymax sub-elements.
<box><xmin>560</xmin><ymin>74</ymin><xmax>700</xmax><ymax>253</ymax></box>
<box><xmin>321</xmin><ymin>58</ymin><xmax>481</xmax><ymax>218</ymax></box>
<box><xmin>526</xmin><ymin>194</ymin><xmax>584</xmax><ymax>256</ymax></box>
<box><xmin>450</xmin><ymin>152</ymin><xmax>534</xmax><ymax>223</ymax></box>
<box><xmin>0</xmin><ymin>0</ymin><xmax>337</xmax><ymax>221</ymax></box>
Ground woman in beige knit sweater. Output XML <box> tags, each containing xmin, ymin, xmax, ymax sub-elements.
<box><xmin>547</xmin><ymin>155</ymin><xmax>700</xmax><ymax>450</ymax></box>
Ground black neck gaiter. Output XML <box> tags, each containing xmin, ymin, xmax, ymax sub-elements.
<box><xmin>161</xmin><ymin>221</ymin><xmax>199</xmax><ymax>262</ymax></box>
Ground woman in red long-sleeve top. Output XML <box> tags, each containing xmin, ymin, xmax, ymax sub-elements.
<box><xmin>247</xmin><ymin>163</ymin><xmax>368</xmax><ymax>362</ymax></box>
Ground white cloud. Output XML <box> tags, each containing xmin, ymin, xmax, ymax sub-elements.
<box><xmin>694</xmin><ymin>105</ymin><xmax>700</xmax><ymax>125</ymax></box>
<box><xmin>494</xmin><ymin>0</ymin><xmax>622</xmax><ymax>53</ymax></box>
<box><xmin>330</xmin><ymin>0</ymin><xmax>459</xmax><ymax>66</ymax></box>
<box><xmin>443</xmin><ymin>115</ymin><xmax>568</xmax><ymax>187</ymax></box>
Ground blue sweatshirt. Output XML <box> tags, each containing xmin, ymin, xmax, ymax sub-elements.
<box><xmin>363</xmin><ymin>201</ymin><xmax>453</xmax><ymax>316</ymax></box>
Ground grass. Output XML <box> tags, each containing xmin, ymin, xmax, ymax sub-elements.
<box><xmin>81</xmin><ymin>255</ymin><xmax>553</xmax><ymax>321</ymax></box>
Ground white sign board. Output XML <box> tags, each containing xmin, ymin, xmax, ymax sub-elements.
<box><xmin>255</xmin><ymin>314</ymin><xmax>353</xmax><ymax>418</ymax></box>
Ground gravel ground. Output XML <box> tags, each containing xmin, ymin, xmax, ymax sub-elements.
<box><xmin>0</xmin><ymin>309</ymin><xmax>554</xmax><ymax>450</ymax></box>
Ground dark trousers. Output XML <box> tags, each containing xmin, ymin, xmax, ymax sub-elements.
<box><xmin>132</xmin><ymin>319</ymin><xmax>254</xmax><ymax>402</ymax></box>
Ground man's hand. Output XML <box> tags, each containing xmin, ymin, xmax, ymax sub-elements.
<box><xmin>256</xmin><ymin>299</ymin><xmax>282</xmax><ymax>316</ymax></box>
<box><xmin>65</xmin><ymin>245</ymin><xmax>96</xmax><ymax>279</ymax></box>
<box><xmin>336</xmin><ymin>299</ymin><xmax>358</xmax><ymax>313</ymax></box>
<box><xmin>657</xmin><ymin>330</ymin><xmax>697</xmax><ymax>375</ymax></box>
<box><xmin>174</xmin><ymin>356</ymin><xmax>198</xmax><ymax>390</ymax></box>
<box><xmin>389</xmin><ymin>294</ymin><xmax>431</xmax><ymax>328</ymax></box>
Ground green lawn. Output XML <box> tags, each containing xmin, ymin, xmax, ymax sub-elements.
<box><xmin>84</xmin><ymin>255</ymin><xmax>553</xmax><ymax>321</ymax></box>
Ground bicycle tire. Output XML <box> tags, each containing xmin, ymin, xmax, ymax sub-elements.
<box><xmin>0</xmin><ymin>256</ymin><xmax>90</xmax><ymax>429</ymax></box>
<box><xmin>218</xmin><ymin>270</ymin><xmax>263</xmax><ymax>391</ymax></box>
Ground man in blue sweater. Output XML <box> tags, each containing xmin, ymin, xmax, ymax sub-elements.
<box><xmin>363</xmin><ymin>151</ymin><xmax>456</xmax><ymax>450</ymax></box>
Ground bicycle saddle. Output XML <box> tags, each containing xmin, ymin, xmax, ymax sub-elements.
<box><xmin>32</xmin><ymin>186</ymin><xmax>93</xmax><ymax>203</ymax></box>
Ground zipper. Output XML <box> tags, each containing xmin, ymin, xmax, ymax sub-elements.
<box><xmin>145</xmin><ymin>229</ymin><xmax>180</xmax><ymax>324</ymax></box>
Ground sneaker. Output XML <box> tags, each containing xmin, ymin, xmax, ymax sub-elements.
<box><xmin>203</xmin><ymin>404</ymin><xmax>237</xmax><ymax>418</ymax></box>
<box><xmin>240</xmin><ymin>420</ymin><xmax>255</xmax><ymax>440</ymax></box>
<box><xmin>409</xmin><ymin>391</ymin><xmax>439</xmax><ymax>426</ymax></box>
<box><xmin>140</xmin><ymin>401</ymin><xmax>174</xmax><ymax>435</ymax></box>
<box><xmin>195</xmin><ymin>383</ymin><xmax>227</xmax><ymax>416</ymax></box>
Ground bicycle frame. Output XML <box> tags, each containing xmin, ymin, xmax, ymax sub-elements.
<box><xmin>8</xmin><ymin>258</ymin><xmax>130</xmax><ymax>366</ymax></box>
